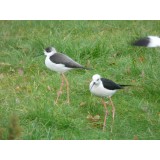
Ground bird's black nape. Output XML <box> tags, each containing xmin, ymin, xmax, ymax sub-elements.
<box><xmin>45</xmin><ymin>47</ymin><xmax>53</xmax><ymax>52</ymax></box>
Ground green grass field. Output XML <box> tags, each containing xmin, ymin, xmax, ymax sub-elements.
<box><xmin>0</xmin><ymin>20</ymin><xmax>160</xmax><ymax>140</ymax></box>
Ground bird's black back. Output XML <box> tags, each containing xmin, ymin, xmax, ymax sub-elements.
<box><xmin>101</xmin><ymin>78</ymin><xmax>122</xmax><ymax>90</ymax></box>
<box><xmin>50</xmin><ymin>53</ymin><xmax>84</xmax><ymax>69</ymax></box>
<box><xmin>132</xmin><ymin>37</ymin><xmax>150</xmax><ymax>46</ymax></box>
<box><xmin>101</xmin><ymin>78</ymin><xmax>131</xmax><ymax>90</ymax></box>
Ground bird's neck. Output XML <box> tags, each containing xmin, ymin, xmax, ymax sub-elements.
<box><xmin>46</xmin><ymin>52</ymin><xmax>56</xmax><ymax>57</ymax></box>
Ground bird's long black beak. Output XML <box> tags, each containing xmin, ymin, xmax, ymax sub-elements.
<box><xmin>90</xmin><ymin>82</ymin><xmax>95</xmax><ymax>90</ymax></box>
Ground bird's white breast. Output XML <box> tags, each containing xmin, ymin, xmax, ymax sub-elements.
<box><xmin>89</xmin><ymin>81</ymin><xmax>117</xmax><ymax>97</ymax></box>
<box><xmin>45</xmin><ymin>56</ymin><xmax>72</xmax><ymax>73</ymax></box>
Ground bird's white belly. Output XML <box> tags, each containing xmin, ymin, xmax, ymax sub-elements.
<box><xmin>90</xmin><ymin>83</ymin><xmax>117</xmax><ymax>97</ymax></box>
<box><xmin>45</xmin><ymin>57</ymin><xmax>72</xmax><ymax>73</ymax></box>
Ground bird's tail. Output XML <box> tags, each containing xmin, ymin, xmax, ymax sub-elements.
<box><xmin>120</xmin><ymin>84</ymin><xmax>132</xmax><ymax>88</ymax></box>
<box><xmin>83</xmin><ymin>67</ymin><xmax>93</xmax><ymax>70</ymax></box>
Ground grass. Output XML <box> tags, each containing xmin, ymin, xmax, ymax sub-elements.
<box><xmin>0</xmin><ymin>20</ymin><xmax>160</xmax><ymax>140</ymax></box>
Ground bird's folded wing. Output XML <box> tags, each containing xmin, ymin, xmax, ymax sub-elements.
<box><xmin>50</xmin><ymin>53</ymin><xmax>84</xmax><ymax>68</ymax></box>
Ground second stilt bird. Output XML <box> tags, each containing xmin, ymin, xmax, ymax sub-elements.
<box><xmin>44</xmin><ymin>47</ymin><xmax>91</xmax><ymax>104</ymax></box>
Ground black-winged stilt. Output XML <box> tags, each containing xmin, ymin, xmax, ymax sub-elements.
<box><xmin>89</xmin><ymin>74</ymin><xmax>131</xmax><ymax>132</ymax></box>
<box><xmin>44</xmin><ymin>47</ymin><xmax>92</xmax><ymax>104</ymax></box>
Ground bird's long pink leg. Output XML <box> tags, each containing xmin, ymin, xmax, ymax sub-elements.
<box><xmin>102</xmin><ymin>98</ymin><xmax>109</xmax><ymax>131</ymax></box>
<box><xmin>62</xmin><ymin>74</ymin><xmax>70</xmax><ymax>104</ymax></box>
<box><xmin>55</xmin><ymin>74</ymin><xmax>64</xmax><ymax>104</ymax></box>
<box><xmin>109</xmin><ymin>97</ymin><xmax>115</xmax><ymax>133</ymax></box>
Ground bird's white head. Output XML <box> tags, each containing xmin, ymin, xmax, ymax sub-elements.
<box><xmin>90</xmin><ymin>74</ymin><xmax>101</xmax><ymax>90</ymax></box>
<box><xmin>92</xmin><ymin>74</ymin><xmax>101</xmax><ymax>85</ymax></box>
<box><xmin>44</xmin><ymin>47</ymin><xmax>57</xmax><ymax>56</ymax></box>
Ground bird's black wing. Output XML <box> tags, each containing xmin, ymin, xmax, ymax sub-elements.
<box><xmin>132</xmin><ymin>37</ymin><xmax>150</xmax><ymax>46</ymax></box>
<box><xmin>101</xmin><ymin>78</ymin><xmax>122</xmax><ymax>90</ymax></box>
<box><xmin>50</xmin><ymin>53</ymin><xmax>84</xmax><ymax>69</ymax></box>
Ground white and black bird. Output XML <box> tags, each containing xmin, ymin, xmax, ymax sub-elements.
<box><xmin>132</xmin><ymin>36</ymin><xmax>160</xmax><ymax>47</ymax></box>
<box><xmin>44</xmin><ymin>47</ymin><xmax>92</xmax><ymax>104</ymax></box>
<box><xmin>89</xmin><ymin>74</ymin><xmax>131</xmax><ymax>132</ymax></box>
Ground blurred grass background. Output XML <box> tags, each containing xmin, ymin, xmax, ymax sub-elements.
<box><xmin>0</xmin><ymin>20</ymin><xmax>160</xmax><ymax>139</ymax></box>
